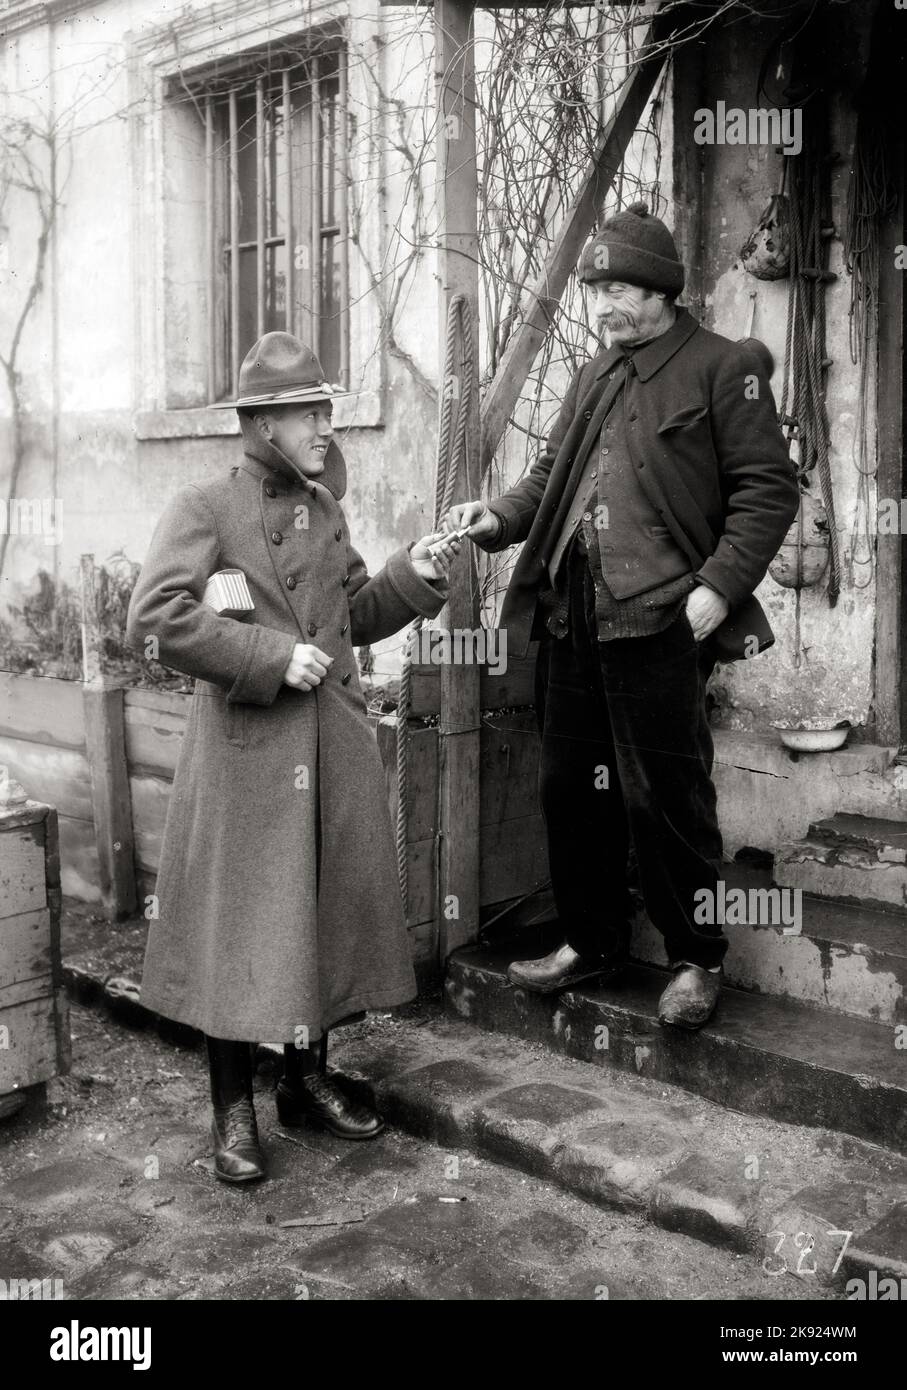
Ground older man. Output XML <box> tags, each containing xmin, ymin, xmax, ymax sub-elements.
<box><xmin>444</xmin><ymin>202</ymin><xmax>798</xmax><ymax>1029</ymax></box>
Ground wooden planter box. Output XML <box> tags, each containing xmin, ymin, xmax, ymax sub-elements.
<box><xmin>0</xmin><ymin>801</ymin><xmax>70</xmax><ymax>1115</ymax></box>
<box><xmin>0</xmin><ymin>671</ymin><xmax>97</xmax><ymax>901</ymax></box>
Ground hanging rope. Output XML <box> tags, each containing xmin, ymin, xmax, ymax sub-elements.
<box><xmin>778</xmin><ymin>92</ymin><xmax>841</xmax><ymax>607</ymax></box>
<box><xmin>843</xmin><ymin>98</ymin><xmax>895</xmax><ymax>589</ymax></box>
<box><xmin>395</xmin><ymin>295</ymin><xmax>475</xmax><ymax>913</ymax></box>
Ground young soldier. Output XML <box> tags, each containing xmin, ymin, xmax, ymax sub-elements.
<box><xmin>127</xmin><ymin>332</ymin><xmax>460</xmax><ymax>1182</ymax></box>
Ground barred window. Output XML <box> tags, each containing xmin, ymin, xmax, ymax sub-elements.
<box><xmin>174</xmin><ymin>34</ymin><xmax>349</xmax><ymax>403</ymax></box>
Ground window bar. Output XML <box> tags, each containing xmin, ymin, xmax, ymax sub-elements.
<box><xmin>283</xmin><ymin>68</ymin><xmax>294</xmax><ymax>335</ymax></box>
<box><xmin>229</xmin><ymin>88</ymin><xmax>240</xmax><ymax>395</ymax></box>
<box><xmin>205</xmin><ymin>96</ymin><xmax>216</xmax><ymax>403</ymax></box>
<box><xmin>310</xmin><ymin>56</ymin><xmax>322</xmax><ymax>362</ymax></box>
<box><xmin>256</xmin><ymin>77</ymin><xmax>266</xmax><ymax>339</ymax></box>
<box><xmin>338</xmin><ymin>47</ymin><xmax>349</xmax><ymax>388</ymax></box>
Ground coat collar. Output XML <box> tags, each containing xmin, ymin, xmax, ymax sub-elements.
<box><xmin>594</xmin><ymin>306</ymin><xmax>700</xmax><ymax>382</ymax></box>
<box><xmin>237</xmin><ymin>413</ymin><xmax>348</xmax><ymax>500</ymax></box>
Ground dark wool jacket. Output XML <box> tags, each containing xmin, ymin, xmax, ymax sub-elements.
<box><xmin>478</xmin><ymin>308</ymin><xmax>800</xmax><ymax>661</ymax></box>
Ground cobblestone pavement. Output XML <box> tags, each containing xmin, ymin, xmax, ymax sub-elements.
<box><xmin>0</xmin><ymin>1003</ymin><xmax>855</xmax><ymax>1302</ymax></box>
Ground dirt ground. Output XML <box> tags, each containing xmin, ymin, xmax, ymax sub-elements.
<box><xmin>0</xmin><ymin>1000</ymin><xmax>855</xmax><ymax>1303</ymax></box>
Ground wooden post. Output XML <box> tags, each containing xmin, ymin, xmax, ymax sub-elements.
<box><xmin>876</xmin><ymin>84</ymin><xmax>906</xmax><ymax>747</ymax></box>
<box><xmin>79</xmin><ymin>554</ymin><xmax>137</xmax><ymax>920</ymax></box>
<box><xmin>434</xmin><ymin>0</ymin><xmax>482</xmax><ymax>961</ymax></box>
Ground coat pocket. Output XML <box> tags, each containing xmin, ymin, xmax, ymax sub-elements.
<box><xmin>224</xmin><ymin>699</ymin><xmax>247</xmax><ymax>748</ymax></box>
<box><xmin>657</xmin><ymin>403</ymin><xmax>710</xmax><ymax>433</ymax></box>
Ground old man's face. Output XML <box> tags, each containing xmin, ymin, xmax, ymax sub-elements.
<box><xmin>588</xmin><ymin>281</ymin><xmax>668</xmax><ymax>347</ymax></box>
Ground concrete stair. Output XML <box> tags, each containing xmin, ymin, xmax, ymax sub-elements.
<box><xmin>633</xmin><ymin>862</ymin><xmax>907</xmax><ymax>1026</ymax></box>
<box><xmin>444</xmin><ymin>928</ymin><xmax>907</xmax><ymax>1154</ymax></box>
<box><xmin>445</xmin><ymin>816</ymin><xmax>907</xmax><ymax>1153</ymax></box>
<box><xmin>775</xmin><ymin>813</ymin><xmax>907</xmax><ymax>912</ymax></box>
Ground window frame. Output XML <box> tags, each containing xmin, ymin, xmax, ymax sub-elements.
<box><xmin>178</xmin><ymin>38</ymin><xmax>350</xmax><ymax>402</ymax></box>
<box><xmin>129</xmin><ymin>5</ymin><xmax>384</xmax><ymax>436</ymax></box>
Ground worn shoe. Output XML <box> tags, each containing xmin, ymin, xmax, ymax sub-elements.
<box><xmin>276</xmin><ymin>1072</ymin><xmax>385</xmax><ymax>1141</ymax></box>
<box><xmin>211</xmin><ymin>1097</ymin><xmax>267</xmax><ymax>1184</ymax></box>
<box><xmin>658</xmin><ymin>962</ymin><xmax>723</xmax><ymax>1030</ymax></box>
<box><xmin>507</xmin><ymin>942</ymin><xmax>625</xmax><ymax>995</ymax></box>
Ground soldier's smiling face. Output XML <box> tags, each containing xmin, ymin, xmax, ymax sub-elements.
<box><xmin>588</xmin><ymin>281</ymin><xmax>667</xmax><ymax>346</ymax></box>
<box><xmin>253</xmin><ymin>402</ymin><xmax>334</xmax><ymax>476</ymax></box>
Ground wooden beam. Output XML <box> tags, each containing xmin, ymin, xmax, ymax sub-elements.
<box><xmin>83</xmin><ymin>688</ymin><xmax>138</xmax><ymax>921</ymax></box>
<box><xmin>80</xmin><ymin>554</ymin><xmax>138</xmax><ymax>919</ymax></box>
<box><xmin>434</xmin><ymin>0</ymin><xmax>482</xmax><ymax>963</ymax></box>
<box><xmin>479</xmin><ymin>3</ymin><xmax>684</xmax><ymax>476</ymax></box>
<box><xmin>875</xmin><ymin>65</ymin><xmax>907</xmax><ymax>747</ymax></box>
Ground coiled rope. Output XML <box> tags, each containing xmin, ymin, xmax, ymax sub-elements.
<box><xmin>395</xmin><ymin>294</ymin><xmax>475</xmax><ymax>913</ymax></box>
<box><xmin>844</xmin><ymin>100</ymin><xmax>895</xmax><ymax>589</ymax></box>
<box><xmin>778</xmin><ymin>95</ymin><xmax>841</xmax><ymax>606</ymax></box>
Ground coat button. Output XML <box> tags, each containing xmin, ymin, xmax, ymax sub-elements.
<box><xmin>341</xmin><ymin>574</ymin><xmax>350</xmax><ymax>588</ymax></box>
<box><xmin>340</xmin><ymin>623</ymin><xmax>349</xmax><ymax>635</ymax></box>
<box><xmin>341</xmin><ymin>673</ymin><xmax>351</xmax><ymax>685</ymax></box>
<box><xmin>335</xmin><ymin>528</ymin><xmax>343</xmax><ymax>541</ymax></box>
<box><xmin>265</xmin><ymin>484</ymin><xmax>276</xmax><ymax>498</ymax></box>
<box><xmin>286</xmin><ymin>576</ymin><xmax>297</xmax><ymax>590</ymax></box>
<box><xmin>307</xmin><ymin>621</ymin><xmax>318</xmax><ymax>636</ymax></box>
<box><xmin>271</xmin><ymin>531</ymin><xmax>282</xmax><ymax>544</ymax></box>
<box><xmin>584</xmin><ymin>411</ymin><xmax>592</xmax><ymax>421</ymax></box>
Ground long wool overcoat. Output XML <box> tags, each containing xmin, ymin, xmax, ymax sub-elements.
<box><xmin>126</xmin><ymin>424</ymin><xmax>447</xmax><ymax>1042</ymax></box>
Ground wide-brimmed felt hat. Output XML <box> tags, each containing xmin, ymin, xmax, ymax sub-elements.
<box><xmin>213</xmin><ymin>332</ymin><xmax>351</xmax><ymax>410</ymax></box>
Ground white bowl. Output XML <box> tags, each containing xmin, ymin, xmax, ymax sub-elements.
<box><xmin>773</xmin><ymin>723</ymin><xmax>851</xmax><ymax>752</ymax></box>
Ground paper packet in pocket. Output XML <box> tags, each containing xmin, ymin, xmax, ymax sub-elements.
<box><xmin>203</xmin><ymin>569</ymin><xmax>255</xmax><ymax>617</ymax></box>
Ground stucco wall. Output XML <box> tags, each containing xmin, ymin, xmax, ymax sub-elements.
<box><xmin>0</xmin><ymin>0</ymin><xmax>443</xmax><ymax>682</ymax></box>
<box><xmin>676</xmin><ymin>5</ymin><xmax>878</xmax><ymax>735</ymax></box>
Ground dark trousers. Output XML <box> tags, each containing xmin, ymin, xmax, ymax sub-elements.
<box><xmin>534</xmin><ymin>543</ymin><xmax>727</xmax><ymax>970</ymax></box>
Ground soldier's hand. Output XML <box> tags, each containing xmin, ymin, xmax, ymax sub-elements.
<box><xmin>439</xmin><ymin>500</ymin><xmax>501</xmax><ymax>542</ymax></box>
<box><xmin>411</xmin><ymin>531</ymin><xmax>462</xmax><ymax>582</ymax></box>
<box><xmin>283</xmin><ymin>643</ymin><xmax>333</xmax><ymax>692</ymax></box>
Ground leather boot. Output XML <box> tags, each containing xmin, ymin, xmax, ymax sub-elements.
<box><xmin>206</xmin><ymin>1035</ymin><xmax>266</xmax><ymax>1184</ymax></box>
<box><xmin>276</xmin><ymin>1033</ymin><xmax>385</xmax><ymax>1141</ymax></box>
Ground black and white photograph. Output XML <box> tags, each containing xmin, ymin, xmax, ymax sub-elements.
<box><xmin>0</xmin><ymin>0</ymin><xmax>904</xmax><ymax>1347</ymax></box>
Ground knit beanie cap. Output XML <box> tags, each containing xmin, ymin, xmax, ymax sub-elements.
<box><xmin>579</xmin><ymin>201</ymin><xmax>685</xmax><ymax>297</ymax></box>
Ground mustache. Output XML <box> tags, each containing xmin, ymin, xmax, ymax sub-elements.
<box><xmin>598</xmin><ymin>312</ymin><xmax>635</xmax><ymax>330</ymax></box>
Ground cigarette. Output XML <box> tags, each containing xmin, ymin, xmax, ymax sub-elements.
<box><xmin>428</xmin><ymin>527</ymin><xmax>468</xmax><ymax>551</ymax></box>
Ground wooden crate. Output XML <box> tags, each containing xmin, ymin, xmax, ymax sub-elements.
<box><xmin>0</xmin><ymin>802</ymin><xmax>71</xmax><ymax>1107</ymax></box>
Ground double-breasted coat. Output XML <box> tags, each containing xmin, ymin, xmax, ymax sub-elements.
<box><xmin>126</xmin><ymin>424</ymin><xmax>448</xmax><ymax>1042</ymax></box>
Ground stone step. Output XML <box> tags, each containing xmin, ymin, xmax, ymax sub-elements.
<box><xmin>774</xmin><ymin>826</ymin><xmax>907</xmax><ymax>911</ymax></box>
<box><xmin>335</xmin><ymin>1017</ymin><xmax>907</xmax><ymax>1287</ymax></box>
<box><xmin>443</xmin><ymin>939</ymin><xmax>907</xmax><ymax>1154</ymax></box>
<box><xmin>630</xmin><ymin>864</ymin><xmax>907</xmax><ymax>1026</ymax></box>
<box><xmin>808</xmin><ymin>814</ymin><xmax>907</xmax><ymax>855</ymax></box>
